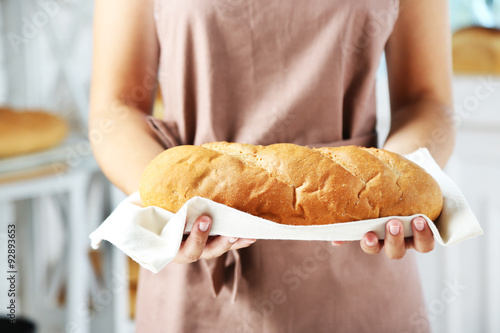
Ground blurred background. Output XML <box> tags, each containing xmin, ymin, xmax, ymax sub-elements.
<box><xmin>0</xmin><ymin>0</ymin><xmax>499</xmax><ymax>332</ymax></box>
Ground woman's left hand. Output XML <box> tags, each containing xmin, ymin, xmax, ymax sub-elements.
<box><xmin>332</xmin><ymin>216</ymin><xmax>435</xmax><ymax>259</ymax></box>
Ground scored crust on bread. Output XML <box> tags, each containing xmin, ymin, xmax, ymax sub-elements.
<box><xmin>0</xmin><ymin>108</ymin><xmax>69</xmax><ymax>158</ymax></box>
<box><xmin>139</xmin><ymin>142</ymin><xmax>443</xmax><ymax>225</ymax></box>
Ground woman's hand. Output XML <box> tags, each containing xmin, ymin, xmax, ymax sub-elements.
<box><xmin>332</xmin><ymin>217</ymin><xmax>435</xmax><ymax>259</ymax></box>
<box><xmin>173</xmin><ymin>215</ymin><xmax>256</xmax><ymax>263</ymax></box>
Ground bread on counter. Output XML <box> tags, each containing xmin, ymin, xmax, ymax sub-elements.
<box><xmin>0</xmin><ymin>108</ymin><xmax>69</xmax><ymax>158</ymax></box>
<box><xmin>140</xmin><ymin>142</ymin><xmax>443</xmax><ymax>225</ymax></box>
<box><xmin>452</xmin><ymin>26</ymin><xmax>500</xmax><ymax>74</ymax></box>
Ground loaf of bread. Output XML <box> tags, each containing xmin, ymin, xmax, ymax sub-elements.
<box><xmin>0</xmin><ymin>108</ymin><xmax>68</xmax><ymax>158</ymax></box>
<box><xmin>452</xmin><ymin>27</ymin><xmax>500</xmax><ymax>75</ymax></box>
<box><xmin>139</xmin><ymin>142</ymin><xmax>443</xmax><ymax>225</ymax></box>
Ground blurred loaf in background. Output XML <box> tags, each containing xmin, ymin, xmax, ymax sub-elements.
<box><xmin>452</xmin><ymin>26</ymin><xmax>500</xmax><ymax>74</ymax></box>
<box><xmin>0</xmin><ymin>108</ymin><xmax>68</xmax><ymax>158</ymax></box>
<box><xmin>153</xmin><ymin>88</ymin><xmax>164</xmax><ymax>119</ymax></box>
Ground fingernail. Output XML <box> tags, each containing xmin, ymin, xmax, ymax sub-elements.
<box><xmin>229</xmin><ymin>237</ymin><xmax>238</xmax><ymax>243</ymax></box>
<box><xmin>198</xmin><ymin>220</ymin><xmax>210</xmax><ymax>232</ymax></box>
<box><xmin>200</xmin><ymin>216</ymin><xmax>211</xmax><ymax>223</ymax></box>
<box><xmin>247</xmin><ymin>239</ymin><xmax>257</xmax><ymax>244</ymax></box>
<box><xmin>414</xmin><ymin>218</ymin><xmax>425</xmax><ymax>232</ymax></box>
<box><xmin>365</xmin><ymin>238</ymin><xmax>377</xmax><ymax>247</ymax></box>
<box><xmin>389</xmin><ymin>222</ymin><xmax>400</xmax><ymax>236</ymax></box>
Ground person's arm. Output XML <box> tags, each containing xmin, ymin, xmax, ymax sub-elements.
<box><xmin>369</xmin><ymin>0</ymin><xmax>455</xmax><ymax>258</ymax></box>
<box><xmin>383</xmin><ymin>0</ymin><xmax>455</xmax><ymax>167</ymax></box>
<box><xmin>90</xmin><ymin>0</ymin><xmax>255</xmax><ymax>263</ymax></box>
<box><xmin>334</xmin><ymin>0</ymin><xmax>455</xmax><ymax>258</ymax></box>
<box><xmin>89</xmin><ymin>0</ymin><xmax>162</xmax><ymax>195</ymax></box>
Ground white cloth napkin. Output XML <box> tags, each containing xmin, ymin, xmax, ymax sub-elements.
<box><xmin>90</xmin><ymin>148</ymin><xmax>483</xmax><ymax>273</ymax></box>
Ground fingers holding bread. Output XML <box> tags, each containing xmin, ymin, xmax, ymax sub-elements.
<box><xmin>384</xmin><ymin>219</ymin><xmax>407</xmax><ymax>260</ymax></box>
<box><xmin>408</xmin><ymin>217</ymin><xmax>435</xmax><ymax>253</ymax></box>
<box><xmin>203</xmin><ymin>237</ymin><xmax>256</xmax><ymax>259</ymax></box>
<box><xmin>360</xmin><ymin>232</ymin><xmax>383</xmax><ymax>255</ymax></box>
<box><xmin>173</xmin><ymin>215</ymin><xmax>212</xmax><ymax>263</ymax></box>
<box><xmin>174</xmin><ymin>215</ymin><xmax>257</xmax><ymax>263</ymax></box>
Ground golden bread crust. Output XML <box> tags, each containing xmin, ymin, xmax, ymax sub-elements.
<box><xmin>0</xmin><ymin>108</ymin><xmax>68</xmax><ymax>157</ymax></box>
<box><xmin>140</xmin><ymin>142</ymin><xmax>443</xmax><ymax>225</ymax></box>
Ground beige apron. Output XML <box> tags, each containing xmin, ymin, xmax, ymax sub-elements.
<box><xmin>136</xmin><ymin>0</ymin><xmax>430</xmax><ymax>331</ymax></box>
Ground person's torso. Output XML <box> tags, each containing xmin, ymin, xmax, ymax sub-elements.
<box><xmin>136</xmin><ymin>3</ymin><xmax>430</xmax><ymax>332</ymax></box>
<box><xmin>154</xmin><ymin>0</ymin><xmax>399</xmax><ymax>148</ymax></box>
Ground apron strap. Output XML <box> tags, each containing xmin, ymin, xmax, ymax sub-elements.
<box><xmin>200</xmin><ymin>249</ymin><xmax>241</xmax><ymax>304</ymax></box>
<box><xmin>145</xmin><ymin>116</ymin><xmax>182</xmax><ymax>148</ymax></box>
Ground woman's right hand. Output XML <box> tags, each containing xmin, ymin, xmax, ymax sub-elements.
<box><xmin>173</xmin><ymin>215</ymin><xmax>256</xmax><ymax>263</ymax></box>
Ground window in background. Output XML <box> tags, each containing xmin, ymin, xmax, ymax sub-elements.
<box><xmin>450</xmin><ymin>0</ymin><xmax>500</xmax><ymax>31</ymax></box>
